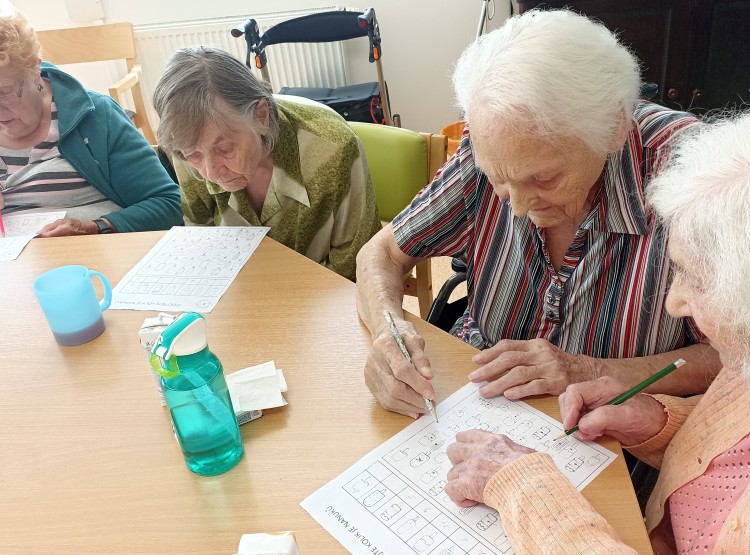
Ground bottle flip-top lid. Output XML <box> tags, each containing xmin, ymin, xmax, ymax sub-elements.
<box><xmin>150</xmin><ymin>312</ymin><xmax>208</xmax><ymax>378</ymax></box>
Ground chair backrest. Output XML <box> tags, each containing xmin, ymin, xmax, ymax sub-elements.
<box><xmin>36</xmin><ymin>23</ymin><xmax>137</xmax><ymax>67</ymax></box>
<box><xmin>263</xmin><ymin>11</ymin><xmax>373</xmax><ymax>46</ymax></box>
<box><xmin>350</xmin><ymin>122</ymin><xmax>447</xmax><ymax>316</ymax></box>
<box><xmin>349</xmin><ymin>122</ymin><xmax>447</xmax><ymax>220</ymax></box>
<box><xmin>36</xmin><ymin>23</ymin><xmax>156</xmax><ymax>144</ymax></box>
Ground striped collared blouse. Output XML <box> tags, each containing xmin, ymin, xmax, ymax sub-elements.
<box><xmin>393</xmin><ymin>101</ymin><xmax>703</xmax><ymax>357</ymax></box>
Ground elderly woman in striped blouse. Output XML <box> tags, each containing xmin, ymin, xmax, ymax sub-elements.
<box><xmin>355</xmin><ymin>10</ymin><xmax>720</xmax><ymax>418</ymax></box>
<box><xmin>444</xmin><ymin>112</ymin><xmax>750</xmax><ymax>554</ymax></box>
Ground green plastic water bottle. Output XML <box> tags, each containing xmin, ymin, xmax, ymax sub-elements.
<box><xmin>150</xmin><ymin>312</ymin><xmax>243</xmax><ymax>476</ymax></box>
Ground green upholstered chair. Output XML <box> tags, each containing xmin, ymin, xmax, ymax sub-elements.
<box><xmin>350</xmin><ymin>122</ymin><xmax>448</xmax><ymax>317</ymax></box>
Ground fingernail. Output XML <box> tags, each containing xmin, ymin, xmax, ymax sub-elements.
<box><xmin>468</xmin><ymin>371</ymin><xmax>478</xmax><ymax>381</ymax></box>
<box><xmin>423</xmin><ymin>389</ymin><xmax>433</xmax><ymax>400</ymax></box>
<box><xmin>411</xmin><ymin>413</ymin><xmax>419</xmax><ymax>420</ymax></box>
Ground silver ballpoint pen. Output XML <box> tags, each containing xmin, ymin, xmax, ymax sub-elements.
<box><xmin>383</xmin><ymin>310</ymin><xmax>438</xmax><ymax>422</ymax></box>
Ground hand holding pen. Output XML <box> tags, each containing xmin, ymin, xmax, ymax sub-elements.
<box><xmin>382</xmin><ymin>311</ymin><xmax>438</xmax><ymax>422</ymax></box>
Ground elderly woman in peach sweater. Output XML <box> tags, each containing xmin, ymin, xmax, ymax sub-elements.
<box><xmin>445</xmin><ymin>112</ymin><xmax>750</xmax><ymax>554</ymax></box>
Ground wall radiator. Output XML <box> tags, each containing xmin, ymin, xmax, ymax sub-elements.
<box><xmin>133</xmin><ymin>7</ymin><xmax>348</xmax><ymax>126</ymax></box>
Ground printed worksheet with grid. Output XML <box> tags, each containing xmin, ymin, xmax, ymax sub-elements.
<box><xmin>111</xmin><ymin>226</ymin><xmax>269</xmax><ymax>312</ymax></box>
<box><xmin>0</xmin><ymin>211</ymin><xmax>66</xmax><ymax>261</ymax></box>
<box><xmin>301</xmin><ymin>381</ymin><xmax>616</xmax><ymax>555</ymax></box>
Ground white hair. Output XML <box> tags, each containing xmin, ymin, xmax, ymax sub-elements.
<box><xmin>647</xmin><ymin>112</ymin><xmax>750</xmax><ymax>368</ymax></box>
<box><xmin>452</xmin><ymin>9</ymin><xmax>641</xmax><ymax>156</ymax></box>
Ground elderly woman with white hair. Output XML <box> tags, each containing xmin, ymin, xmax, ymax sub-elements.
<box><xmin>355</xmin><ymin>9</ymin><xmax>720</xmax><ymax>418</ymax></box>
<box><xmin>153</xmin><ymin>47</ymin><xmax>381</xmax><ymax>281</ymax></box>
<box><xmin>443</xmin><ymin>112</ymin><xmax>750</xmax><ymax>553</ymax></box>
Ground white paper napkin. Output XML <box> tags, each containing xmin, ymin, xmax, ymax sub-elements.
<box><xmin>226</xmin><ymin>360</ymin><xmax>288</xmax><ymax>411</ymax></box>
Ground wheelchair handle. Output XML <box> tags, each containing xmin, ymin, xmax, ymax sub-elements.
<box><xmin>358</xmin><ymin>7</ymin><xmax>382</xmax><ymax>63</ymax></box>
<box><xmin>231</xmin><ymin>18</ymin><xmax>266</xmax><ymax>70</ymax></box>
<box><xmin>358</xmin><ymin>7</ymin><xmax>376</xmax><ymax>27</ymax></box>
<box><xmin>231</xmin><ymin>18</ymin><xmax>251</xmax><ymax>38</ymax></box>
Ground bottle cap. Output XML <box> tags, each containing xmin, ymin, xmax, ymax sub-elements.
<box><xmin>150</xmin><ymin>312</ymin><xmax>208</xmax><ymax>378</ymax></box>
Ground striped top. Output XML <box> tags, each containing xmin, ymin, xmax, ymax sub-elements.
<box><xmin>0</xmin><ymin>100</ymin><xmax>120</xmax><ymax>220</ymax></box>
<box><xmin>393</xmin><ymin>101</ymin><xmax>703</xmax><ymax>357</ymax></box>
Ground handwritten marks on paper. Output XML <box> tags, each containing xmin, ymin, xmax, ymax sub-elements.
<box><xmin>301</xmin><ymin>382</ymin><xmax>616</xmax><ymax>555</ymax></box>
<box><xmin>0</xmin><ymin>211</ymin><xmax>66</xmax><ymax>261</ymax></box>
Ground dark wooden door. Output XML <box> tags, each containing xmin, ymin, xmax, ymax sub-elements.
<box><xmin>517</xmin><ymin>0</ymin><xmax>750</xmax><ymax>113</ymax></box>
<box><xmin>518</xmin><ymin>0</ymin><xmax>692</xmax><ymax>106</ymax></box>
<box><xmin>689</xmin><ymin>0</ymin><xmax>750</xmax><ymax>113</ymax></box>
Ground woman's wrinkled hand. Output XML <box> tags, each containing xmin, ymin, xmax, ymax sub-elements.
<box><xmin>36</xmin><ymin>218</ymin><xmax>99</xmax><ymax>237</ymax></box>
<box><xmin>469</xmin><ymin>338</ymin><xmax>599</xmax><ymax>400</ymax></box>
<box><xmin>445</xmin><ymin>429</ymin><xmax>535</xmax><ymax>507</ymax></box>
<box><xmin>559</xmin><ymin>376</ymin><xmax>668</xmax><ymax>445</ymax></box>
<box><xmin>364</xmin><ymin>317</ymin><xmax>434</xmax><ymax>419</ymax></box>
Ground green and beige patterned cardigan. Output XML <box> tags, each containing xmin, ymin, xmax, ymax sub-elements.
<box><xmin>176</xmin><ymin>97</ymin><xmax>381</xmax><ymax>281</ymax></box>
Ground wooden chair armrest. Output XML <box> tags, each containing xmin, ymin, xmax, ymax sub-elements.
<box><xmin>108</xmin><ymin>64</ymin><xmax>142</xmax><ymax>104</ymax></box>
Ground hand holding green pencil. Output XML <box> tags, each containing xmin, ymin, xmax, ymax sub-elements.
<box><xmin>556</xmin><ymin>359</ymin><xmax>686</xmax><ymax>441</ymax></box>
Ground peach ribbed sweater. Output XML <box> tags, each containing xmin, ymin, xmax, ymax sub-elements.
<box><xmin>483</xmin><ymin>367</ymin><xmax>750</xmax><ymax>554</ymax></box>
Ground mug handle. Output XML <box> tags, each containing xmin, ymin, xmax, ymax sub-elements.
<box><xmin>88</xmin><ymin>270</ymin><xmax>112</xmax><ymax>311</ymax></box>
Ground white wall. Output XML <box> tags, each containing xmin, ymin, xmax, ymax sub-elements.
<box><xmin>14</xmin><ymin>0</ymin><xmax>511</xmax><ymax>133</ymax></box>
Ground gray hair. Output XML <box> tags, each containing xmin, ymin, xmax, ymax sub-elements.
<box><xmin>648</xmin><ymin>112</ymin><xmax>750</xmax><ymax>364</ymax></box>
<box><xmin>452</xmin><ymin>10</ymin><xmax>641</xmax><ymax>156</ymax></box>
<box><xmin>153</xmin><ymin>46</ymin><xmax>280</xmax><ymax>158</ymax></box>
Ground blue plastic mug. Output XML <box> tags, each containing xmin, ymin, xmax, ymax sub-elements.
<box><xmin>33</xmin><ymin>265</ymin><xmax>112</xmax><ymax>346</ymax></box>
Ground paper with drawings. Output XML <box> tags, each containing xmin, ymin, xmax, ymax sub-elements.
<box><xmin>301</xmin><ymin>381</ymin><xmax>616</xmax><ymax>555</ymax></box>
<box><xmin>0</xmin><ymin>211</ymin><xmax>66</xmax><ymax>261</ymax></box>
<box><xmin>111</xmin><ymin>226</ymin><xmax>269</xmax><ymax>312</ymax></box>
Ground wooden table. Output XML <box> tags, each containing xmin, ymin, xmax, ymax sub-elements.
<box><xmin>1</xmin><ymin>232</ymin><xmax>652</xmax><ymax>554</ymax></box>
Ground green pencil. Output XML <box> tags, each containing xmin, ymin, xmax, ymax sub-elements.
<box><xmin>555</xmin><ymin>358</ymin><xmax>686</xmax><ymax>440</ymax></box>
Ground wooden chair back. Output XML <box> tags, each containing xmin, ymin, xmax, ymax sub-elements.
<box><xmin>36</xmin><ymin>23</ymin><xmax>156</xmax><ymax>144</ymax></box>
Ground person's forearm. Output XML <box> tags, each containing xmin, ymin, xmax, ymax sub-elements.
<box><xmin>486</xmin><ymin>453</ymin><xmax>638</xmax><ymax>554</ymax></box>
<box><xmin>355</xmin><ymin>225</ymin><xmax>416</xmax><ymax>336</ymax></box>
<box><xmin>587</xmin><ymin>342</ymin><xmax>721</xmax><ymax>395</ymax></box>
<box><xmin>626</xmin><ymin>393</ymin><xmax>701</xmax><ymax>469</ymax></box>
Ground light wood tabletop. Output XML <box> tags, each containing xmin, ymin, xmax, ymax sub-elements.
<box><xmin>1</xmin><ymin>232</ymin><xmax>652</xmax><ymax>554</ymax></box>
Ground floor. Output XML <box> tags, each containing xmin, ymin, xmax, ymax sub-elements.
<box><xmin>402</xmin><ymin>256</ymin><xmax>467</xmax><ymax>319</ymax></box>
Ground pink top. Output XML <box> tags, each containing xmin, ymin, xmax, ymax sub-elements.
<box><xmin>669</xmin><ymin>433</ymin><xmax>750</xmax><ymax>553</ymax></box>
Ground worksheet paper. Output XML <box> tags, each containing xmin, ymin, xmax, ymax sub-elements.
<box><xmin>111</xmin><ymin>226</ymin><xmax>269</xmax><ymax>312</ymax></box>
<box><xmin>0</xmin><ymin>211</ymin><xmax>66</xmax><ymax>261</ymax></box>
<box><xmin>301</xmin><ymin>382</ymin><xmax>617</xmax><ymax>555</ymax></box>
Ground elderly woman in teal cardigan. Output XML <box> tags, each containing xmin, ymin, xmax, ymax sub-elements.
<box><xmin>153</xmin><ymin>46</ymin><xmax>381</xmax><ymax>281</ymax></box>
<box><xmin>0</xmin><ymin>10</ymin><xmax>181</xmax><ymax>235</ymax></box>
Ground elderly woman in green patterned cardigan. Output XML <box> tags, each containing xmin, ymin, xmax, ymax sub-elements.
<box><xmin>153</xmin><ymin>46</ymin><xmax>381</xmax><ymax>281</ymax></box>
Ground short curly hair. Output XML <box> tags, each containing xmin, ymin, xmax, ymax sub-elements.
<box><xmin>0</xmin><ymin>11</ymin><xmax>41</xmax><ymax>74</ymax></box>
